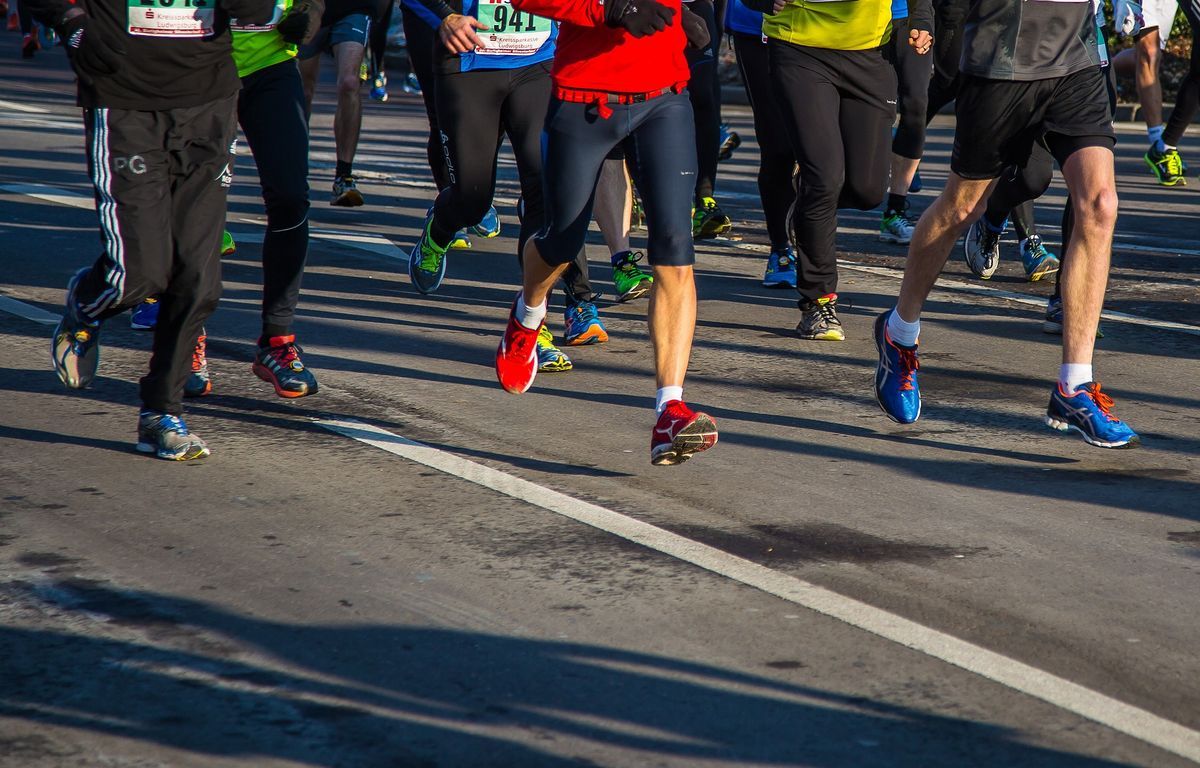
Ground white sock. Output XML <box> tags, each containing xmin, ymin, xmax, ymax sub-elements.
<box><xmin>886</xmin><ymin>308</ymin><xmax>920</xmax><ymax>347</ymax></box>
<box><xmin>655</xmin><ymin>386</ymin><xmax>684</xmax><ymax>414</ymax></box>
<box><xmin>515</xmin><ymin>293</ymin><xmax>546</xmax><ymax>330</ymax></box>
<box><xmin>1148</xmin><ymin>124</ymin><xmax>1166</xmax><ymax>153</ymax></box>
<box><xmin>1059</xmin><ymin>363</ymin><xmax>1093</xmax><ymax>394</ymax></box>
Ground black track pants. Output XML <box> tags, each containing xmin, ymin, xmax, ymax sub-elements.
<box><xmin>891</xmin><ymin>17</ymin><xmax>932</xmax><ymax>160</ymax></box>
<box><xmin>238</xmin><ymin>59</ymin><xmax>311</xmax><ymax>339</ymax></box>
<box><xmin>402</xmin><ymin>7</ymin><xmax>450</xmax><ymax>190</ymax></box>
<box><xmin>75</xmin><ymin>95</ymin><xmax>237</xmax><ymax>414</ymax></box>
<box><xmin>734</xmin><ymin>31</ymin><xmax>794</xmax><ymax>249</ymax></box>
<box><xmin>769</xmin><ymin>39</ymin><xmax>895</xmax><ymax>301</ymax></box>
<box><xmin>686</xmin><ymin>0</ymin><xmax>721</xmax><ymax>202</ymax></box>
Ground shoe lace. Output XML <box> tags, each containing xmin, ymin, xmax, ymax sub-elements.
<box><xmin>571</xmin><ymin>302</ymin><xmax>599</xmax><ymax>326</ymax></box>
<box><xmin>191</xmin><ymin>336</ymin><xmax>207</xmax><ymax>372</ymax></box>
<box><xmin>265</xmin><ymin>340</ymin><xmax>301</xmax><ymax>368</ymax></box>
<box><xmin>1083</xmin><ymin>383</ymin><xmax>1118</xmax><ymax>422</ymax></box>
<box><xmin>896</xmin><ymin>347</ymin><xmax>920</xmax><ymax>391</ymax></box>
<box><xmin>1165</xmin><ymin>150</ymin><xmax>1184</xmax><ymax>177</ymax></box>
<box><xmin>981</xmin><ymin>225</ymin><xmax>1001</xmax><ymax>251</ymax></box>
<box><xmin>418</xmin><ymin>240</ymin><xmax>445</xmax><ymax>272</ymax></box>
<box><xmin>617</xmin><ymin>252</ymin><xmax>649</xmax><ymax>279</ymax></box>
<box><xmin>811</xmin><ymin>299</ymin><xmax>839</xmax><ymax>325</ymax></box>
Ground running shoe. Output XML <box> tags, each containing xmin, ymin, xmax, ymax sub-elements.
<box><xmin>136</xmin><ymin>411</ymin><xmax>210</xmax><ymax>461</ymax></box>
<box><xmin>6</xmin><ymin>13</ymin><xmax>17</xmax><ymax>32</ymax></box>
<box><xmin>370</xmin><ymin>71</ymin><xmax>388</xmax><ymax>102</ymax></box>
<box><xmin>563</xmin><ymin>300</ymin><xmax>608</xmax><ymax>346</ymax></box>
<box><xmin>536</xmin><ymin>326</ymin><xmax>573</xmax><ymax>372</ymax></box>
<box><xmin>796</xmin><ymin>294</ymin><xmax>844</xmax><ymax>341</ymax></box>
<box><xmin>51</xmin><ymin>267</ymin><xmax>100</xmax><ymax>389</ymax></box>
<box><xmin>1042</xmin><ymin>296</ymin><xmax>1104</xmax><ymax>338</ymax></box>
<box><xmin>718</xmin><ymin>125</ymin><xmax>741</xmax><ymax>162</ymax></box>
<box><xmin>963</xmin><ymin>219</ymin><xmax>1001</xmax><ymax>279</ymax></box>
<box><xmin>449</xmin><ymin>230</ymin><xmax>472</xmax><ymax>249</ymax></box>
<box><xmin>401</xmin><ymin>72</ymin><xmax>422</xmax><ymax>94</ymax></box>
<box><xmin>130</xmin><ymin>298</ymin><xmax>159</xmax><ymax>330</ymax></box>
<box><xmin>650</xmin><ymin>400</ymin><xmax>718</xmax><ymax>466</ymax></box>
<box><xmin>1045</xmin><ymin>382</ymin><xmax>1139</xmax><ymax>448</ymax></box>
<box><xmin>692</xmin><ymin>196</ymin><xmax>732</xmax><ymax>239</ymax></box>
<box><xmin>873</xmin><ymin>310</ymin><xmax>921</xmax><ymax>424</ymax></box>
<box><xmin>21</xmin><ymin>32</ymin><xmax>38</xmax><ymax>57</ymax></box>
<box><xmin>1020</xmin><ymin>234</ymin><xmax>1059</xmax><ymax>282</ymax></box>
<box><xmin>1144</xmin><ymin>145</ymin><xmax>1186</xmax><ymax>187</ymax></box>
<box><xmin>331</xmin><ymin>175</ymin><xmax>364</xmax><ymax>207</ymax></box>
<box><xmin>253</xmin><ymin>334</ymin><xmax>318</xmax><ymax>398</ymax></box>
<box><xmin>612</xmin><ymin>250</ymin><xmax>654</xmax><ymax>302</ymax></box>
<box><xmin>409</xmin><ymin>215</ymin><xmax>449</xmax><ymax>294</ymax></box>
<box><xmin>184</xmin><ymin>334</ymin><xmax>212</xmax><ymax>398</ymax></box>
<box><xmin>762</xmin><ymin>246</ymin><xmax>797</xmax><ymax>288</ymax></box>
<box><xmin>221</xmin><ymin>230</ymin><xmax>236</xmax><ymax>256</ymax></box>
<box><xmin>880</xmin><ymin>207</ymin><xmax>915</xmax><ymax>245</ymax></box>
<box><xmin>495</xmin><ymin>298</ymin><xmax>540</xmax><ymax>394</ymax></box>
<box><xmin>472</xmin><ymin>205</ymin><xmax>501</xmax><ymax>238</ymax></box>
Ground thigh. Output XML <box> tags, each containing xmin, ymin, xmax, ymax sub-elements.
<box><xmin>239</xmin><ymin>61</ymin><xmax>310</xmax><ymax>202</ymax></box>
<box><xmin>840</xmin><ymin>49</ymin><xmax>896</xmax><ymax>206</ymax></box>
<box><xmin>1042</xmin><ymin>67</ymin><xmax>1116</xmax><ymax>168</ymax></box>
<box><xmin>769</xmin><ymin>41</ymin><xmax>844</xmax><ymax>191</ymax></box>
<box><xmin>734</xmin><ymin>33</ymin><xmax>790</xmax><ymax>162</ymax></box>
<box><xmin>952</xmin><ymin>76</ymin><xmax>1045</xmax><ymax>180</ymax></box>
<box><xmin>501</xmin><ymin>62</ymin><xmax>552</xmax><ymax>179</ymax></box>
<box><xmin>435</xmin><ymin>70</ymin><xmax>505</xmax><ymax>191</ymax></box>
<box><xmin>630</xmin><ymin>93</ymin><xmax>697</xmax><ymax>267</ymax></box>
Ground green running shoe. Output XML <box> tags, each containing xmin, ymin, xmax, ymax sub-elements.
<box><xmin>408</xmin><ymin>217</ymin><xmax>449</xmax><ymax>295</ymax></box>
<box><xmin>692</xmin><ymin>196</ymin><xmax>732</xmax><ymax>239</ymax></box>
<box><xmin>1145</xmin><ymin>146</ymin><xmax>1186</xmax><ymax>187</ymax></box>
<box><xmin>221</xmin><ymin>230</ymin><xmax>236</xmax><ymax>256</ymax></box>
<box><xmin>612</xmin><ymin>250</ymin><xmax>654</xmax><ymax>303</ymax></box>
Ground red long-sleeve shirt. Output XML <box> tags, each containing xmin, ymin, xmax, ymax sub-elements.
<box><xmin>511</xmin><ymin>0</ymin><xmax>688</xmax><ymax>93</ymax></box>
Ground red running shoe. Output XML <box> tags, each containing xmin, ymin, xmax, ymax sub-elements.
<box><xmin>650</xmin><ymin>400</ymin><xmax>718</xmax><ymax>466</ymax></box>
<box><xmin>495</xmin><ymin>299</ymin><xmax>540</xmax><ymax>394</ymax></box>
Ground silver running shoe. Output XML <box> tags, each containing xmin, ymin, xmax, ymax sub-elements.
<box><xmin>963</xmin><ymin>220</ymin><xmax>1001</xmax><ymax>279</ymax></box>
<box><xmin>137</xmin><ymin>411</ymin><xmax>210</xmax><ymax>461</ymax></box>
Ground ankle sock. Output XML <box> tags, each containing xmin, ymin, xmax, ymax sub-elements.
<box><xmin>886</xmin><ymin>308</ymin><xmax>920</xmax><ymax>347</ymax></box>
<box><xmin>982</xmin><ymin>215</ymin><xmax>1007</xmax><ymax>234</ymax></box>
<box><xmin>1060</xmin><ymin>363</ymin><xmax>1093</xmax><ymax>394</ymax></box>
<box><xmin>515</xmin><ymin>293</ymin><xmax>546</xmax><ymax>330</ymax></box>
<box><xmin>336</xmin><ymin>160</ymin><xmax>352</xmax><ymax>178</ymax></box>
<box><xmin>886</xmin><ymin>193</ymin><xmax>907</xmax><ymax>213</ymax></box>
<box><xmin>655</xmin><ymin>386</ymin><xmax>683</xmax><ymax>414</ymax></box>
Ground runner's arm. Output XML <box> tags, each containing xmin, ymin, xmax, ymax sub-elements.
<box><xmin>407</xmin><ymin>0</ymin><xmax>456</xmax><ymax>21</ymax></box>
<box><xmin>906</xmin><ymin>0</ymin><xmax>933</xmax><ymax>52</ymax></box>
<box><xmin>510</xmin><ymin>0</ymin><xmax>604</xmax><ymax>27</ymax></box>
<box><xmin>22</xmin><ymin>0</ymin><xmax>80</xmax><ymax>29</ymax></box>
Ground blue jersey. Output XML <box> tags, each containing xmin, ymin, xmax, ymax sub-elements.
<box><xmin>892</xmin><ymin>0</ymin><xmax>907</xmax><ymax>19</ymax></box>
<box><xmin>724</xmin><ymin>0</ymin><xmax>762</xmax><ymax>36</ymax></box>
<box><xmin>401</xmin><ymin>0</ymin><xmax>443</xmax><ymax>29</ymax></box>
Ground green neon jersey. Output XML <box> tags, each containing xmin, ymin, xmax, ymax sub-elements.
<box><xmin>231</xmin><ymin>0</ymin><xmax>296</xmax><ymax>78</ymax></box>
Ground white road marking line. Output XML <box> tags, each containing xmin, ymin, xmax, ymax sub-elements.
<box><xmin>0</xmin><ymin>99</ymin><xmax>50</xmax><ymax>114</ymax></box>
<box><xmin>728</xmin><ymin>241</ymin><xmax>1200</xmax><ymax>338</ymax></box>
<box><xmin>318</xmin><ymin>417</ymin><xmax>1200</xmax><ymax>764</ymax></box>
<box><xmin>0</xmin><ymin>295</ymin><xmax>58</xmax><ymax>325</ymax></box>
<box><xmin>1</xmin><ymin>182</ymin><xmax>94</xmax><ymax>210</ymax></box>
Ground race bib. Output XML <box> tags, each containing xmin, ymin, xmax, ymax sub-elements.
<box><xmin>128</xmin><ymin>0</ymin><xmax>216</xmax><ymax>37</ymax></box>
<box><xmin>474</xmin><ymin>0</ymin><xmax>551</xmax><ymax>57</ymax></box>
<box><xmin>231</xmin><ymin>0</ymin><xmax>286</xmax><ymax>31</ymax></box>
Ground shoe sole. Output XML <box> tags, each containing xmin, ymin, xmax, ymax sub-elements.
<box><xmin>762</xmin><ymin>277</ymin><xmax>797</xmax><ymax>289</ymax></box>
<box><xmin>651</xmin><ymin>414</ymin><xmax>718</xmax><ymax>466</ymax></box>
<box><xmin>796</xmin><ymin>330</ymin><xmax>845</xmax><ymax>341</ymax></box>
<box><xmin>130</xmin><ymin>320</ymin><xmax>156</xmax><ymax>331</ymax></box>
<box><xmin>331</xmin><ymin>191</ymin><xmax>365</xmax><ymax>207</ymax></box>
<box><xmin>184</xmin><ymin>381</ymin><xmax>213</xmax><ymax>398</ymax></box>
<box><xmin>565</xmin><ymin>327</ymin><xmax>608</xmax><ymax>346</ymax></box>
<box><xmin>137</xmin><ymin>441</ymin><xmax>211</xmax><ymax>460</ymax></box>
<box><xmin>538</xmin><ymin>361</ymin><xmax>573</xmax><ymax>373</ymax></box>
<box><xmin>252</xmin><ymin>362</ymin><xmax>316</xmax><ymax>398</ymax></box>
<box><xmin>472</xmin><ymin>226</ymin><xmax>501</xmax><ymax>239</ymax></box>
<box><xmin>617</xmin><ymin>283</ymin><xmax>653</xmax><ymax>303</ymax></box>
<box><xmin>693</xmin><ymin>223</ymin><xmax>732</xmax><ymax>240</ymax></box>
<box><xmin>879</xmin><ymin>233</ymin><xmax>912</xmax><ymax>245</ymax></box>
<box><xmin>1044</xmin><ymin>416</ymin><xmax>1140</xmax><ymax>449</ymax></box>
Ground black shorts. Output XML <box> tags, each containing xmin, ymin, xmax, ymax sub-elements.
<box><xmin>951</xmin><ymin>66</ymin><xmax>1116</xmax><ymax>180</ymax></box>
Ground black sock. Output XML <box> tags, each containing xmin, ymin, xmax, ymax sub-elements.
<box><xmin>336</xmin><ymin>160</ymin><xmax>352</xmax><ymax>179</ymax></box>
<box><xmin>886</xmin><ymin>193</ymin><xmax>907</xmax><ymax>214</ymax></box>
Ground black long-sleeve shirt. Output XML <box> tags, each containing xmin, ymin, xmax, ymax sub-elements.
<box><xmin>27</xmin><ymin>0</ymin><xmax>274</xmax><ymax>110</ymax></box>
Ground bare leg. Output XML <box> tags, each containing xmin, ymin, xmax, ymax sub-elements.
<box><xmin>888</xmin><ymin>155</ymin><xmax>921</xmax><ymax>197</ymax></box>
<box><xmin>648</xmin><ymin>265</ymin><xmax>696</xmax><ymax>389</ymax></box>
<box><xmin>1135</xmin><ymin>30</ymin><xmax>1164</xmax><ymax>130</ymax></box>
<box><xmin>332</xmin><ymin>41</ymin><xmax>366</xmax><ymax>168</ymax></box>
<box><xmin>895</xmin><ymin>173</ymin><xmax>997</xmax><ymax>321</ymax></box>
<box><xmin>521</xmin><ymin>239</ymin><xmax>570</xmax><ymax>309</ymax></box>
<box><xmin>593</xmin><ymin>157</ymin><xmax>633</xmax><ymax>256</ymax></box>
<box><xmin>1058</xmin><ymin>147</ymin><xmax>1118</xmax><ymax>365</ymax></box>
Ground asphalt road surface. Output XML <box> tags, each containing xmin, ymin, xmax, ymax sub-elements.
<box><xmin>1</xmin><ymin>36</ymin><xmax>1198</xmax><ymax>768</ymax></box>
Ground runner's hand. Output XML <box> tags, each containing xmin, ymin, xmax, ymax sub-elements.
<box><xmin>908</xmin><ymin>27</ymin><xmax>932</xmax><ymax>55</ymax></box>
<box><xmin>440</xmin><ymin>13</ymin><xmax>488</xmax><ymax>53</ymax></box>
<box><xmin>604</xmin><ymin>0</ymin><xmax>675</xmax><ymax>37</ymax></box>
<box><xmin>680</xmin><ymin>5</ymin><xmax>710</xmax><ymax>50</ymax></box>
<box><xmin>59</xmin><ymin>14</ymin><xmax>124</xmax><ymax>88</ymax></box>
<box><xmin>277</xmin><ymin>0</ymin><xmax>320</xmax><ymax>44</ymax></box>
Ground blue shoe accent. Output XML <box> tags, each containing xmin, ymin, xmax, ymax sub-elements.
<box><xmin>472</xmin><ymin>206</ymin><xmax>501</xmax><ymax>238</ymax></box>
<box><xmin>909</xmin><ymin>170</ymin><xmax>922</xmax><ymax>194</ymax></box>
<box><xmin>130</xmin><ymin>298</ymin><xmax>159</xmax><ymax>330</ymax></box>
<box><xmin>1020</xmin><ymin>234</ymin><xmax>1060</xmax><ymax>282</ymax></box>
<box><xmin>51</xmin><ymin>267</ymin><xmax>101</xmax><ymax>389</ymax></box>
<box><xmin>563</xmin><ymin>300</ymin><xmax>609</xmax><ymax>346</ymax></box>
<box><xmin>1045</xmin><ymin>382</ymin><xmax>1139</xmax><ymax>448</ymax></box>
<box><xmin>873</xmin><ymin>310</ymin><xmax>921</xmax><ymax>424</ymax></box>
<box><xmin>762</xmin><ymin>246</ymin><xmax>797</xmax><ymax>288</ymax></box>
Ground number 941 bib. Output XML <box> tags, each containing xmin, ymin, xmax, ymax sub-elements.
<box><xmin>128</xmin><ymin>0</ymin><xmax>216</xmax><ymax>37</ymax></box>
<box><xmin>475</xmin><ymin>0</ymin><xmax>552</xmax><ymax>57</ymax></box>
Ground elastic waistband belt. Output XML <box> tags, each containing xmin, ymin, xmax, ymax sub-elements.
<box><xmin>554</xmin><ymin>82</ymin><xmax>686</xmax><ymax>119</ymax></box>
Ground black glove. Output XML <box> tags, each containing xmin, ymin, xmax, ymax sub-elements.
<box><xmin>679</xmin><ymin>4</ymin><xmax>709</xmax><ymax>49</ymax></box>
<box><xmin>222</xmin><ymin>0</ymin><xmax>277</xmax><ymax>26</ymax></box>
<box><xmin>604</xmin><ymin>0</ymin><xmax>675</xmax><ymax>38</ymax></box>
<box><xmin>59</xmin><ymin>14</ymin><xmax>125</xmax><ymax>88</ymax></box>
<box><xmin>276</xmin><ymin>0</ymin><xmax>319</xmax><ymax>44</ymax></box>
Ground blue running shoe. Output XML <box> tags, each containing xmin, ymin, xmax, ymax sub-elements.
<box><xmin>909</xmin><ymin>170</ymin><xmax>922</xmax><ymax>193</ymax></box>
<box><xmin>536</xmin><ymin>326</ymin><xmax>573</xmax><ymax>372</ymax></box>
<box><xmin>1020</xmin><ymin>234</ymin><xmax>1059</xmax><ymax>282</ymax></box>
<box><xmin>472</xmin><ymin>206</ymin><xmax>501</xmax><ymax>238</ymax></box>
<box><xmin>564</xmin><ymin>300</ymin><xmax>608</xmax><ymax>346</ymax></box>
<box><xmin>409</xmin><ymin>215</ymin><xmax>449</xmax><ymax>294</ymax></box>
<box><xmin>873</xmin><ymin>310</ymin><xmax>921</xmax><ymax>424</ymax></box>
<box><xmin>137</xmin><ymin>410</ymin><xmax>210</xmax><ymax>461</ymax></box>
<box><xmin>52</xmin><ymin>267</ymin><xmax>101</xmax><ymax>389</ymax></box>
<box><xmin>1045</xmin><ymin>382</ymin><xmax>1139</xmax><ymax>448</ymax></box>
<box><xmin>130</xmin><ymin>297</ymin><xmax>159</xmax><ymax>330</ymax></box>
<box><xmin>762</xmin><ymin>246</ymin><xmax>797</xmax><ymax>288</ymax></box>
